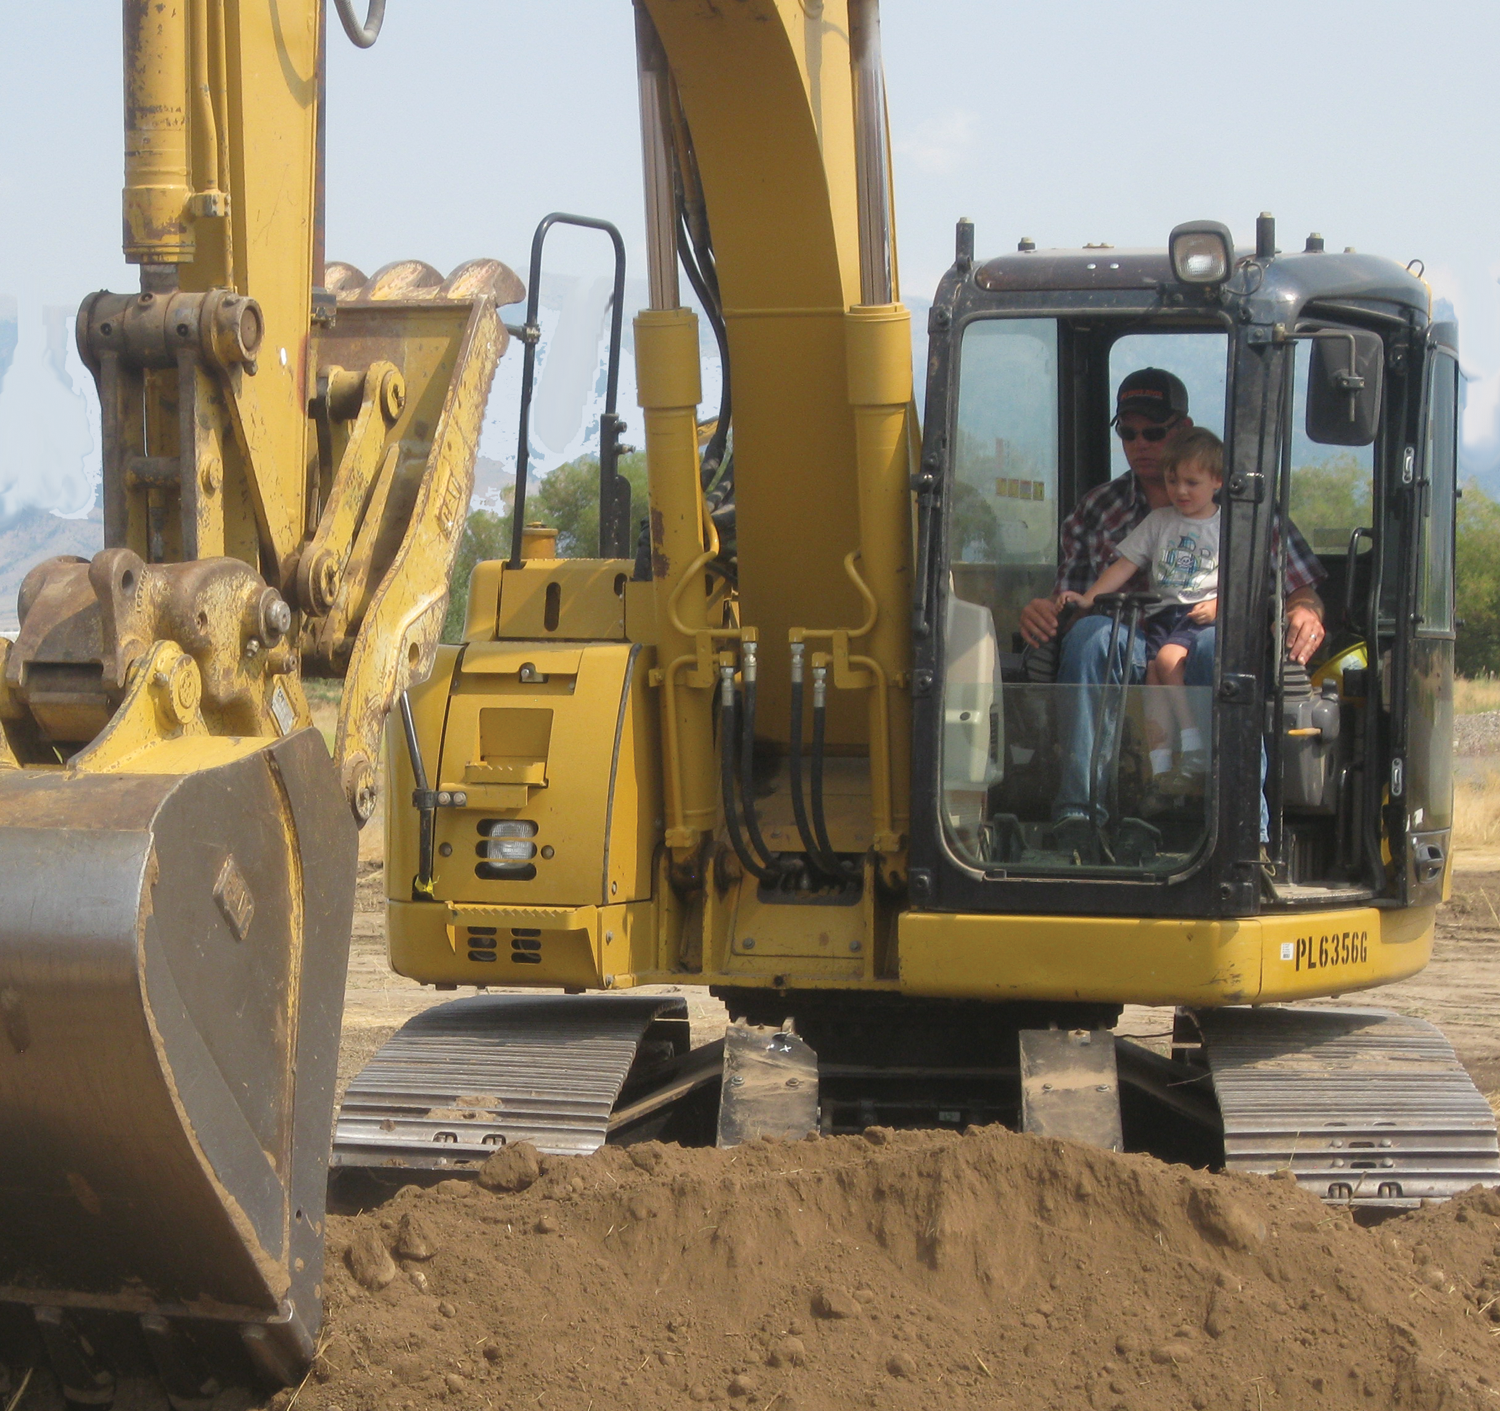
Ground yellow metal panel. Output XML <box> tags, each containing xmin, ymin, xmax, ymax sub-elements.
<box><xmin>91</xmin><ymin>732</ymin><xmax>271</xmax><ymax>775</ymax></box>
<box><xmin>460</xmin><ymin>643</ymin><xmax>584</xmax><ymax>676</ymax></box>
<box><xmin>496</xmin><ymin>560</ymin><xmax>632</xmax><ymax>641</ymax></box>
<box><xmin>897</xmin><ymin>906</ymin><xmax>1435</xmax><ymax>1006</ymax></box>
<box><xmin>387</xmin><ymin>898</ymin><xmax>643</xmax><ymax>990</ymax></box>
<box><xmin>624</xmin><ymin>580</ymin><xmax>658</xmax><ymax>645</ymax></box>
<box><xmin>605</xmin><ymin>646</ymin><xmax>663</xmax><ymax>908</ymax></box>
<box><xmin>431</xmin><ymin>643</ymin><xmax>642</xmax><ymax>908</ymax></box>
<box><xmin>463</xmin><ymin>561</ymin><xmax>505</xmax><ymax>642</ymax></box>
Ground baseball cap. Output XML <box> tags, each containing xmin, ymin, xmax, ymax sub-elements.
<box><xmin>1113</xmin><ymin>367</ymin><xmax>1189</xmax><ymax>423</ymax></box>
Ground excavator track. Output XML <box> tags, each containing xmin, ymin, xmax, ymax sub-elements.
<box><xmin>1196</xmin><ymin>1006</ymin><xmax>1500</xmax><ymax>1206</ymax></box>
<box><xmin>333</xmin><ymin>994</ymin><xmax>695</xmax><ymax>1168</ymax></box>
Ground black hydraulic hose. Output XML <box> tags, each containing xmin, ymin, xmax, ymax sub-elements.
<box><xmin>676</xmin><ymin>207</ymin><xmax>731</xmax><ymax>485</ymax></box>
<box><xmin>809</xmin><ymin>664</ymin><xmax>858</xmax><ymax>880</ymax></box>
<box><xmin>788</xmin><ymin>644</ymin><xmax>843</xmax><ymax>881</ymax></box>
<box><xmin>333</xmin><ymin>0</ymin><xmax>385</xmax><ymax>47</ymax></box>
<box><xmin>719</xmin><ymin>664</ymin><xmax>779</xmax><ymax>886</ymax></box>
<box><xmin>737</xmin><ymin>643</ymin><xmax>782</xmax><ymax>875</ymax></box>
<box><xmin>399</xmin><ymin>692</ymin><xmax>436</xmax><ymax>898</ymax></box>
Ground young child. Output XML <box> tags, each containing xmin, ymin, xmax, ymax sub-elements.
<box><xmin>1061</xmin><ymin>427</ymin><xmax>1223</xmax><ymax>786</ymax></box>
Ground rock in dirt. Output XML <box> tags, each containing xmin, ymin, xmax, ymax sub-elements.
<box><xmin>628</xmin><ymin>1143</ymin><xmax>665</xmax><ymax>1173</ymax></box>
<box><xmin>394</xmin><ymin>1211</ymin><xmax>437</xmax><ymax>1261</ymax></box>
<box><xmin>1187</xmin><ymin>1183</ymin><xmax>1265</xmax><ymax>1249</ymax></box>
<box><xmin>477</xmin><ymin>1140</ymin><xmax>541</xmax><ymax>1192</ymax></box>
<box><xmin>343</xmin><ymin>1227</ymin><xmax>396</xmax><ymax>1291</ymax></box>
<box><xmin>767</xmin><ymin>1335</ymin><xmax>806</xmax><ymax>1368</ymax></box>
<box><xmin>886</xmin><ymin>1350</ymin><xmax>916</xmax><ymax>1378</ymax></box>
<box><xmin>811</xmin><ymin>1287</ymin><xmax>859</xmax><ymax>1319</ymax></box>
<box><xmin>727</xmin><ymin>1372</ymin><xmax>758</xmax><ymax>1397</ymax></box>
<box><xmin>1151</xmin><ymin>1339</ymin><xmax>1196</xmax><ymax>1365</ymax></box>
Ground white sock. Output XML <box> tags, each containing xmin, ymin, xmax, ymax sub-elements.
<box><xmin>1150</xmin><ymin>748</ymin><xmax>1174</xmax><ymax>775</ymax></box>
<box><xmin>1179</xmin><ymin>727</ymin><xmax>1204</xmax><ymax>754</ymax></box>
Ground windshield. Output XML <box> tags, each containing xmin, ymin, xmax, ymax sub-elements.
<box><xmin>941</xmin><ymin>317</ymin><xmax>1225</xmax><ymax>875</ymax></box>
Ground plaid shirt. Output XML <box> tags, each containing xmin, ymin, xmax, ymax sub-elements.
<box><xmin>1053</xmin><ymin>474</ymin><xmax>1325</xmax><ymax>598</ymax></box>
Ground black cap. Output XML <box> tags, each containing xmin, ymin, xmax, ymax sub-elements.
<box><xmin>1114</xmin><ymin>367</ymin><xmax>1189</xmax><ymax>423</ymax></box>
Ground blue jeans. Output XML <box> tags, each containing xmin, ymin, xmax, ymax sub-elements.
<box><xmin>1054</xmin><ymin>621</ymin><xmax>1269</xmax><ymax>841</ymax></box>
<box><xmin>1054</xmin><ymin>616</ymin><xmax>1216</xmax><ymax>824</ymax></box>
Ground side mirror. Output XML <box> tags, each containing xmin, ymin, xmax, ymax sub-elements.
<box><xmin>1306</xmin><ymin>330</ymin><xmax>1383</xmax><ymax>446</ymax></box>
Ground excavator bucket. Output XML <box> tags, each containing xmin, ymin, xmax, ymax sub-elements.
<box><xmin>0</xmin><ymin>728</ymin><xmax>356</xmax><ymax>1398</ymax></box>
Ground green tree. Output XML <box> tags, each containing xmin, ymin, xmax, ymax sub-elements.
<box><xmin>441</xmin><ymin>508</ymin><xmax>511</xmax><ymax>642</ymax></box>
<box><xmin>1288</xmin><ymin>452</ymin><xmax>1371</xmax><ymax>555</ymax></box>
<box><xmin>441</xmin><ymin>450</ymin><xmax>651</xmax><ymax>642</ymax></box>
<box><xmin>1456</xmin><ymin>479</ymin><xmax>1500</xmax><ymax>676</ymax></box>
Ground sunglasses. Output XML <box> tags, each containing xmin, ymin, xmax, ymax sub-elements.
<box><xmin>1115</xmin><ymin>421</ymin><xmax>1179</xmax><ymax>443</ymax></box>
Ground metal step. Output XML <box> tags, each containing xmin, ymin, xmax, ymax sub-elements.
<box><xmin>1196</xmin><ymin>1006</ymin><xmax>1500</xmax><ymax>1206</ymax></box>
<box><xmin>332</xmin><ymin>994</ymin><xmax>690</xmax><ymax>1169</ymax></box>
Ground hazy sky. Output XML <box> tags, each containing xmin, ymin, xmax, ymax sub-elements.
<box><xmin>3</xmin><ymin>1</ymin><xmax>1499</xmax><ymax>503</ymax></box>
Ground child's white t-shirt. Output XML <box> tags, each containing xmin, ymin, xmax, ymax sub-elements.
<box><xmin>1114</xmin><ymin>507</ymin><xmax>1220</xmax><ymax>606</ymax></box>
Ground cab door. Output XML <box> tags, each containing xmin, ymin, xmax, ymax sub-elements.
<box><xmin>1394</xmin><ymin>333</ymin><xmax>1459</xmax><ymax>903</ymax></box>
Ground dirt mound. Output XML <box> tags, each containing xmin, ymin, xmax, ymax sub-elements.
<box><xmin>294</xmin><ymin>1127</ymin><xmax>1500</xmax><ymax>1411</ymax></box>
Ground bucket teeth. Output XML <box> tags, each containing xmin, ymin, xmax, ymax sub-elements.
<box><xmin>33</xmin><ymin>1307</ymin><xmax>115</xmax><ymax>1410</ymax></box>
<box><xmin>140</xmin><ymin>1315</ymin><xmax>219</xmax><ymax>1411</ymax></box>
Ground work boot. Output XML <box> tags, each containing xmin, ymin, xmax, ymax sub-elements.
<box><xmin>1049</xmin><ymin>812</ymin><xmax>1100</xmax><ymax>865</ymax></box>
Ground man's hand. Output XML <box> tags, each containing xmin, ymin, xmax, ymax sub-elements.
<box><xmin>1188</xmin><ymin>596</ymin><xmax>1218</xmax><ymax>625</ymax></box>
<box><xmin>1019</xmin><ymin>596</ymin><xmax>1059</xmax><ymax>648</ymax></box>
<box><xmin>1285</xmin><ymin>596</ymin><xmax>1326</xmax><ymax>665</ymax></box>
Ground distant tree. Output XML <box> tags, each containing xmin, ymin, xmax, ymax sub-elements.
<box><xmin>949</xmin><ymin>478</ymin><xmax>1000</xmax><ymax>562</ymax></box>
<box><xmin>525</xmin><ymin>450</ymin><xmax>650</xmax><ymax>559</ymax></box>
<box><xmin>441</xmin><ymin>508</ymin><xmax>511</xmax><ymax>643</ymax></box>
<box><xmin>1456</xmin><ymin>479</ymin><xmax>1500</xmax><ymax>676</ymax></box>
<box><xmin>1288</xmin><ymin>453</ymin><xmax>1370</xmax><ymax>545</ymax></box>
<box><xmin>441</xmin><ymin>450</ymin><xmax>650</xmax><ymax>643</ymax></box>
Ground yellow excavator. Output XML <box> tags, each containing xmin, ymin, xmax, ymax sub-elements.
<box><xmin>355</xmin><ymin>0</ymin><xmax>1494</xmax><ymax>1196</ymax></box>
<box><xmin>1</xmin><ymin>0</ymin><xmax>1493</xmax><ymax>1404</ymax></box>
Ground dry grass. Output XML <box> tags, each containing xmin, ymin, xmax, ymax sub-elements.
<box><xmin>1452</xmin><ymin>768</ymin><xmax>1500</xmax><ymax>849</ymax></box>
<box><xmin>1455</xmin><ymin>675</ymin><xmax>1500</xmax><ymax>716</ymax></box>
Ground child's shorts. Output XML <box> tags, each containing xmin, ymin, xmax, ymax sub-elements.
<box><xmin>1141</xmin><ymin>605</ymin><xmax>1210</xmax><ymax>657</ymax></box>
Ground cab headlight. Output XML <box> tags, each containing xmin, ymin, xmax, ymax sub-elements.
<box><xmin>1169</xmin><ymin>221</ymin><xmax>1233</xmax><ymax>285</ymax></box>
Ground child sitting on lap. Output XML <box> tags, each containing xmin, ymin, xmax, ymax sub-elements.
<box><xmin>1061</xmin><ymin>427</ymin><xmax>1223</xmax><ymax>790</ymax></box>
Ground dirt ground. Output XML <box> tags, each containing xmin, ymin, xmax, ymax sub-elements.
<box><xmin>280</xmin><ymin>859</ymin><xmax>1500</xmax><ymax>1411</ymax></box>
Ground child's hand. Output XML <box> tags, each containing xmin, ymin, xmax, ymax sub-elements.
<box><xmin>1059</xmin><ymin>591</ymin><xmax>1091</xmax><ymax>609</ymax></box>
<box><xmin>1188</xmin><ymin>596</ymin><xmax>1218</xmax><ymax>624</ymax></box>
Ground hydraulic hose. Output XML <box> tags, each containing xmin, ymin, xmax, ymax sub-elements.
<box><xmin>675</xmin><ymin>208</ymin><xmax>731</xmax><ymax>485</ymax></box>
<box><xmin>788</xmin><ymin>644</ymin><xmax>844</xmax><ymax>882</ymax></box>
<box><xmin>737</xmin><ymin>642</ymin><xmax>782</xmax><ymax>876</ymax></box>
<box><xmin>333</xmin><ymin>0</ymin><xmax>385</xmax><ymax>47</ymax></box>
<box><xmin>719</xmin><ymin>663</ymin><xmax>779</xmax><ymax>886</ymax></box>
<box><xmin>809</xmin><ymin>664</ymin><xmax>858</xmax><ymax>880</ymax></box>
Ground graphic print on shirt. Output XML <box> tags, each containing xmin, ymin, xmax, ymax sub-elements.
<box><xmin>1158</xmin><ymin>530</ymin><xmax>1216</xmax><ymax>597</ymax></box>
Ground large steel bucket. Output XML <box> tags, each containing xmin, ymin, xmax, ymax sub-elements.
<box><xmin>0</xmin><ymin>728</ymin><xmax>355</xmax><ymax>1397</ymax></box>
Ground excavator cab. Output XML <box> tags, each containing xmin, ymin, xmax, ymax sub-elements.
<box><xmin>912</xmin><ymin>219</ymin><xmax>1457</xmax><ymax>923</ymax></box>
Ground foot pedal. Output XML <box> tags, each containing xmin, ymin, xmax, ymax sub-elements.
<box><xmin>716</xmin><ymin>1024</ymin><xmax>818</xmax><ymax>1147</ymax></box>
<box><xmin>1019</xmin><ymin>1028</ymin><xmax>1122</xmax><ymax>1150</ymax></box>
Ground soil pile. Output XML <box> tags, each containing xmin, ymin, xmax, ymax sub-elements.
<box><xmin>297</xmin><ymin>1127</ymin><xmax>1500</xmax><ymax>1411</ymax></box>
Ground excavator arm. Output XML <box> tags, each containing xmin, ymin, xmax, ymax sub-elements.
<box><xmin>0</xmin><ymin>1</ymin><xmax>513</xmax><ymax>1397</ymax></box>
